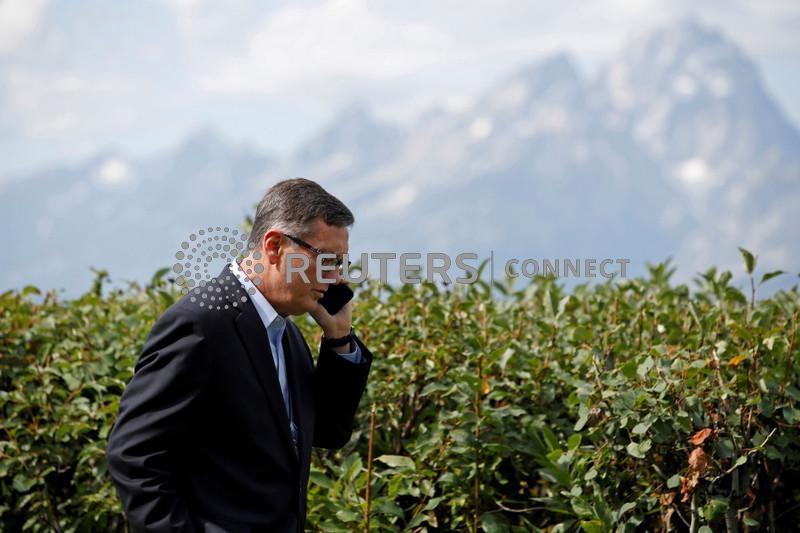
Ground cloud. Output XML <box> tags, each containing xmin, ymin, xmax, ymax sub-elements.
<box><xmin>190</xmin><ymin>0</ymin><xmax>800</xmax><ymax>122</ymax></box>
<box><xmin>200</xmin><ymin>0</ymin><xmax>452</xmax><ymax>95</ymax></box>
<box><xmin>1</xmin><ymin>0</ymin><xmax>799</xmax><ymax>176</ymax></box>
<box><xmin>5</xmin><ymin>70</ymin><xmax>137</xmax><ymax>137</ymax></box>
<box><xmin>0</xmin><ymin>0</ymin><xmax>49</xmax><ymax>53</ymax></box>
<box><xmin>162</xmin><ymin>0</ymin><xmax>263</xmax><ymax>40</ymax></box>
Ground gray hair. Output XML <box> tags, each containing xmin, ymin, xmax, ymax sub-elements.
<box><xmin>246</xmin><ymin>178</ymin><xmax>354</xmax><ymax>250</ymax></box>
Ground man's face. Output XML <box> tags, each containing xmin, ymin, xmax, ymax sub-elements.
<box><xmin>277</xmin><ymin>218</ymin><xmax>349</xmax><ymax>315</ymax></box>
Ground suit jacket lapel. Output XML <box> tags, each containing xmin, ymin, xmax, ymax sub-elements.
<box><xmin>220</xmin><ymin>267</ymin><xmax>298</xmax><ymax>464</ymax></box>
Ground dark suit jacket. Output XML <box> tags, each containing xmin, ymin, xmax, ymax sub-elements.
<box><xmin>107</xmin><ymin>266</ymin><xmax>372</xmax><ymax>532</ymax></box>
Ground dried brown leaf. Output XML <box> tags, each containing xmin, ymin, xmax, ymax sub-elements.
<box><xmin>680</xmin><ymin>447</ymin><xmax>709</xmax><ymax>502</ymax></box>
<box><xmin>659</xmin><ymin>492</ymin><xmax>676</xmax><ymax>506</ymax></box>
<box><xmin>688</xmin><ymin>447</ymin><xmax>709</xmax><ymax>470</ymax></box>
<box><xmin>688</xmin><ymin>427</ymin><xmax>712</xmax><ymax>446</ymax></box>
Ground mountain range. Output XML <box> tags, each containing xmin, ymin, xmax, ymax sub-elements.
<box><xmin>2</xmin><ymin>19</ymin><xmax>798</xmax><ymax>296</ymax></box>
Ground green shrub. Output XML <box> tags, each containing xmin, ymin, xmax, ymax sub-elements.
<box><xmin>1</xmin><ymin>257</ymin><xmax>798</xmax><ymax>532</ymax></box>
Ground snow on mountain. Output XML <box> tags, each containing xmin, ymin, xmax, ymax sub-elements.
<box><xmin>596</xmin><ymin>19</ymin><xmax>800</xmax><ymax>278</ymax></box>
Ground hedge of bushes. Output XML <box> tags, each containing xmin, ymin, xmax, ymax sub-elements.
<box><xmin>1</xmin><ymin>255</ymin><xmax>798</xmax><ymax>532</ymax></box>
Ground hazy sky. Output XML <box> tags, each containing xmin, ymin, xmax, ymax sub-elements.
<box><xmin>1</xmin><ymin>0</ymin><xmax>798</xmax><ymax>178</ymax></box>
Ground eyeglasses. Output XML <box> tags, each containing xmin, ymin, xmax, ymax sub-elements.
<box><xmin>284</xmin><ymin>233</ymin><xmax>349</xmax><ymax>271</ymax></box>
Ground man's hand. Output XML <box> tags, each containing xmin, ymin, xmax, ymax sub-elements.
<box><xmin>310</xmin><ymin>297</ymin><xmax>353</xmax><ymax>342</ymax></box>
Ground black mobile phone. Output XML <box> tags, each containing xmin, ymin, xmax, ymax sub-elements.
<box><xmin>318</xmin><ymin>283</ymin><xmax>354</xmax><ymax>315</ymax></box>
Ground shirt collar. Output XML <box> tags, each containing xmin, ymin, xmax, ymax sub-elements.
<box><xmin>229</xmin><ymin>260</ymin><xmax>286</xmax><ymax>342</ymax></box>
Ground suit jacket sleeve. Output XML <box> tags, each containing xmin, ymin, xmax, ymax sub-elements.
<box><xmin>312</xmin><ymin>334</ymin><xmax>372</xmax><ymax>449</ymax></box>
<box><xmin>106</xmin><ymin>305</ymin><xmax>210</xmax><ymax>532</ymax></box>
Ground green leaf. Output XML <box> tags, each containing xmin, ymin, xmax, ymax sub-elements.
<box><xmin>12</xmin><ymin>474</ymin><xmax>36</xmax><ymax>493</ymax></box>
<box><xmin>626</xmin><ymin>441</ymin><xmax>643</xmax><ymax>459</ymax></box>
<box><xmin>701</xmin><ymin>498</ymin><xmax>729</xmax><ymax>521</ymax></box>
<box><xmin>572</xmin><ymin>326</ymin><xmax>593</xmax><ymax>344</ymax></box>
<box><xmin>480</xmin><ymin>512</ymin><xmax>510</xmax><ymax>533</ymax></box>
<box><xmin>375</xmin><ymin>500</ymin><xmax>405</xmax><ymax>518</ymax></box>
<box><xmin>375</xmin><ymin>454</ymin><xmax>415</xmax><ymax>470</ymax></box>
<box><xmin>424</xmin><ymin>496</ymin><xmax>446</xmax><ymax>511</ymax></box>
<box><xmin>406</xmin><ymin>513</ymin><xmax>428</xmax><ymax>528</ymax></box>
<box><xmin>21</xmin><ymin>285</ymin><xmax>41</xmax><ymax>297</ymax></box>
<box><xmin>148</xmin><ymin>267</ymin><xmax>171</xmax><ymax>288</ymax></box>
<box><xmin>580</xmin><ymin>519</ymin><xmax>606</xmax><ymax>533</ymax></box>
<box><xmin>498</xmin><ymin>348</ymin><xmax>515</xmax><ymax>371</ymax></box>
<box><xmin>309</xmin><ymin>471</ymin><xmax>334</xmax><ymax>489</ymax></box>
<box><xmin>786</xmin><ymin>385</ymin><xmax>800</xmax><ymax>402</ymax></box>
<box><xmin>783</xmin><ymin>407</ymin><xmax>800</xmax><ymax>425</ymax></box>
<box><xmin>341</xmin><ymin>453</ymin><xmax>363</xmax><ymax>482</ymax></box>
<box><xmin>738</xmin><ymin>247</ymin><xmax>756</xmax><ymax>274</ymax></box>
<box><xmin>335</xmin><ymin>510</ymin><xmax>361</xmax><ymax>523</ymax></box>
<box><xmin>571</xmin><ymin>498</ymin><xmax>594</xmax><ymax>518</ymax></box>
<box><xmin>626</xmin><ymin>439</ymin><xmax>651</xmax><ymax>459</ymax></box>
<box><xmin>667</xmin><ymin>474</ymin><xmax>681</xmax><ymax>489</ymax></box>
<box><xmin>637</xmin><ymin>356</ymin><xmax>654</xmax><ymax>378</ymax></box>
<box><xmin>760</xmin><ymin>270</ymin><xmax>785</xmax><ymax>285</ymax></box>
<box><xmin>716</xmin><ymin>438</ymin><xmax>735</xmax><ymax>459</ymax></box>
<box><xmin>574</xmin><ymin>404</ymin><xmax>590</xmax><ymax>431</ymax></box>
<box><xmin>621</xmin><ymin>360</ymin><xmax>638</xmax><ymax>380</ymax></box>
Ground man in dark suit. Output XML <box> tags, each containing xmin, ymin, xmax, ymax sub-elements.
<box><xmin>107</xmin><ymin>178</ymin><xmax>372</xmax><ymax>532</ymax></box>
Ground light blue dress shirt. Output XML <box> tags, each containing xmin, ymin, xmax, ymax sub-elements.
<box><xmin>228</xmin><ymin>261</ymin><xmax>361</xmax><ymax>450</ymax></box>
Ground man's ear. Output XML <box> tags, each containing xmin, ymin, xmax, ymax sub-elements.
<box><xmin>262</xmin><ymin>230</ymin><xmax>283</xmax><ymax>265</ymax></box>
